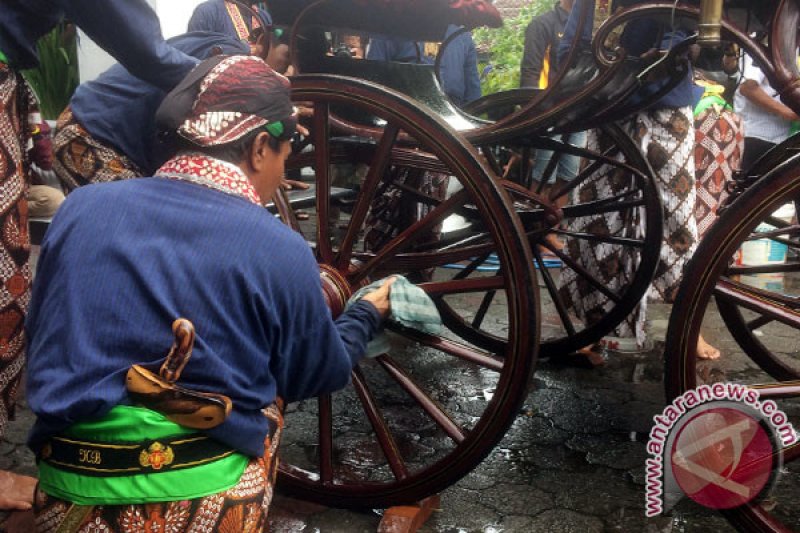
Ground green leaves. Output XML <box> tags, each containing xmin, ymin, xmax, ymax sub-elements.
<box><xmin>473</xmin><ymin>2</ymin><xmax>552</xmax><ymax>93</ymax></box>
<box><xmin>22</xmin><ymin>23</ymin><xmax>78</xmax><ymax>120</ymax></box>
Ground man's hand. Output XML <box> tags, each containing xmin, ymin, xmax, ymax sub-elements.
<box><xmin>361</xmin><ymin>277</ymin><xmax>396</xmax><ymax>318</ymax></box>
<box><xmin>280</xmin><ymin>179</ymin><xmax>311</xmax><ymax>190</ymax></box>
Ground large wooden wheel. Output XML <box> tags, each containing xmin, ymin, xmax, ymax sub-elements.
<box><xmin>275</xmin><ymin>75</ymin><xmax>539</xmax><ymax>508</ymax></box>
<box><xmin>664</xmin><ymin>152</ymin><xmax>800</xmax><ymax>531</ymax></box>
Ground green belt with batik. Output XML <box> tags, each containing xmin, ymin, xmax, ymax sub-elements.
<box><xmin>38</xmin><ymin>405</ymin><xmax>249</xmax><ymax>505</ymax></box>
<box><xmin>0</xmin><ymin>49</ymin><xmax>7</xmax><ymax>65</ymax></box>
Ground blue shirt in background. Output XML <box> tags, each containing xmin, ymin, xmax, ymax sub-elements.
<box><xmin>367</xmin><ymin>24</ymin><xmax>481</xmax><ymax>107</ymax></box>
<box><xmin>0</xmin><ymin>0</ymin><xmax>197</xmax><ymax>91</ymax></box>
<box><xmin>70</xmin><ymin>32</ymin><xmax>248</xmax><ymax>174</ymax></box>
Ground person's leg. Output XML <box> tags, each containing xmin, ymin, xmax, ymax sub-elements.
<box><xmin>0</xmin><ymin>64</ymin><xmax>36</xmax><ymax>512</ymax></box>
<box><xmin>52</xmin><ymin>107</ymin><xmax>143</xmax><ymax>192</ymax></box>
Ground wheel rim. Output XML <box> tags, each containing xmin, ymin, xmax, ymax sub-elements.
<box><xmin>665</xmin><ymin>152</ymin><xmax>800</xmax><ymax>531</ymax></box>
<box><xmin>276</xmin><ymin>74</ymin><xmax>539</xmax><ymax>508</ymax></box>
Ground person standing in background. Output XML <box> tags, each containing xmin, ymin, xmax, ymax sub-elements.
<box><xmin>735</xmin><ymin>49</ymin><xmax>799</xmax><ymax>172</ymax></box>
<box><xmin>520</xmin><ymin>0</ymin><xmax>574</xmax><ymax>90</ymax></box>
<box><xmin>518</xmin><ymin>0</ymin><xmax>584</xmax><ymax>253</ymax></box>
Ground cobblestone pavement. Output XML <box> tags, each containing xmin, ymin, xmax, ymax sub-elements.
<box><xmin>0</xmin><ymin>259</ymin><xmax>765</xmax><ymax>532</ymax></box>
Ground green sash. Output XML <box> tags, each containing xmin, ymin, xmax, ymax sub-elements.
<box><xmin>38</xmin><ymin>406</ymin><xmax>248</xmax><ymax>505</ymax></box>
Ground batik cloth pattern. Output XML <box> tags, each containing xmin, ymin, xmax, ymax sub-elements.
<box><xmin>156</xmin><ymin>153</ymin><xmax>262</xmax><ymax>206</ymax></box>
<box><xmin>0</xmin><ymin>63</ymin><xmax>34</xmax><ymax>438</ymax></box>
<box><xmin>365</xmin><ymin>168</ymin><xmax>449</xmax><ymax>252</ymax></box>
<box><xmin>694</xmin><ymin>106</ymin><xmax>743</xmax><ymax>239</ymax></box>
<box><xmin>558</xmin><ymin>107</ymin><xmax>697</xmax><ymax>346</ymax></box>
<box><xmin>52</xmin><ymin>107</ymin><xmax>144</xmax><ymax>192</ymax></box>
<box><xmin>34</xmin><ymin>403</ymin><xmax>284</xmax><ymax>533</ymax></box>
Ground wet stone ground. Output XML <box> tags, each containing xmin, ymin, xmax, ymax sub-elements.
<box><xmin>0</xmin><ymin>258</ymin><xmax>749</xmax><ymax>532</ymax></box>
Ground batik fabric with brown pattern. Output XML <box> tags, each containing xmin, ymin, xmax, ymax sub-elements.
<box><xmin>0</xmin><ymin>63</ymin><xmax>35</xmax><ymax>439</ymax></box>
<box><xmin>694</xmin><ymin>105</ymin><xmax>743</xmax><ymax>239</ymax></box>
<box><xmin>52</xmin><ymin>107</ymin><xmax>144</xmax><ymax>192</ymax></box>
<box><xmin>558</xmin><ymin>107</ymin><xmax>697</xmax><ymax>346</ymax></box>
<box><xmin>33</xmin><ymin>403</ymin><xmax>284</xmax><ymax>533</ymax></box>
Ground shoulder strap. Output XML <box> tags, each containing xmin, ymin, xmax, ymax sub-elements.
<box><xmin>225</xmin><ymin>2</ymin><xmax>251</xmax><ymax>42</ymax></box>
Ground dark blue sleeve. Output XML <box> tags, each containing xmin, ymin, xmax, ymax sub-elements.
<box><xmin>557</xmin><ymin>0</ymin><xmax>594</xmax><ymax>66</ymax></box>
<box><xmin>269</xmin><ymin>245</ymin><xmax>382</xmax><ymax>403</ymax></box>
<box><xmin>334</xmin><ymin>301</ymin><xmax>383</xmax><ymax>366</ymax></box>
<box><xmin>60</xmin><ymin>0</ymin><xmax>198</xmax><ymax>91</ymax></box>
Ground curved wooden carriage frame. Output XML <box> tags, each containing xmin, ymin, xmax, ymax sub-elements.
<box><xmin>244</xmin><ymin>0</ymin><xmax>800</xmax><ymax>526</ymax></box>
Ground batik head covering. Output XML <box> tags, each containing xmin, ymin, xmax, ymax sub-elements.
<box><xmin>155</xmin><ymin>55</ymin><xmax>296</xmax><ymax>147</ymax></box>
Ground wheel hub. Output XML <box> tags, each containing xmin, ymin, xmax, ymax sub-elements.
<box><xmin>319</xmin><ymin>264</ymin><xmax>353</xmax><ymax>318</ymax></box>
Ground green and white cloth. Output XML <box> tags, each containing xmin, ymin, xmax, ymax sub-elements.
<box><xmin>347</xmin><ymin>275</ymin><xmax>442</xmax><ymax>357</ymax></box>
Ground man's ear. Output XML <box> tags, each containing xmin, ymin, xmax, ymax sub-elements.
<box><xmin>249</xmin><ymin>131</ymin><xmax>272</xmax><ymax>171</ymax></box>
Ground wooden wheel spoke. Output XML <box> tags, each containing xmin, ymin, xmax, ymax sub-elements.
<box><xmin>387</xmin><ymin>324</ymin><xmax>505</xmax><ymax>371</ymax></box>
<box><xmin>542</xmin><ymin>242</ymin><xmax>622</xmax><ymax>303</ymax></box>
<box><xmin>533</xmin><ymin>248</ymin><xmax>577</xmax><ymax>336</ymax></box>
<box><xmin>273</xmin><ymin>187</ymin><xmax>303</xmax><ymax>233</ymax></box>
<box><xmin>750</xmin><ymin>380</ymin><xmax>800</xmax><ymax>399</ymax></box>
<box><xmin>452</xmin><ymin>252</ymin><xmax>493</xmax><ymax>280</ymax></box>
<box><xmin>376</xmin><ymin>355</ymin><xmax>466</xmax><ymax>444</ymax></box>
<box><xmin>313</xmin><ymin>102</ymin><xmax>334</xmax><ymax>264</ymax></box>
<box><xmin>553</xmin><ymin>229</ymin><xmax>645</xmax><ymax>248</ymax></box>
<box><xmin>337</xmin><ymin>124</ymin><xmax>401</xmax><ymax>269</ymax></box>
<box><xmin>561</xmin><ymin>194</ymin><xmax>645</xmax><ymax>220</ymax></box>
<box><xmin>419</xmin><ymin>275</ymin><xmax>505</xmax><ymax>296</ymax></box>
<box><xmin>318</xmin><ymin>394</ymin><xmax>334</xmax><ymax>484</ymax></box>
<box><xmin>746</xmin><ymin>315</ymin><xmax>774</xmax><ymax>331</ymax></box>
<box><xmin>351</xmin><ymin>366</ymin><xmax>409</xmax><ymax>481</ymax></box>
<box><xmin>714</xmin><ymin>278</ymin><xmax>800</xmax><ymax>330</ymax></box>
<box><xmin>550</xmin><ymin>146</ymin><xmax>618</xmax><ymax>201</ymax></box>
<box><xmin>472</xmin><ymin>290</ymin><xmax>497</xmax><ymax>329</ymax></box>
<box><xmin>784</xmin><ymin>441</ymin><xmax>800</xmax><ymax>464</ymax></box>
<box><xmin>348</xmin><ymin>189</ymin><xmax>469</xmax><ymax>284</ymax></box>
<box><xmin>727</xmin><ymin>263</ymin><xmax>800</xmax><ymax>276</ymax></box>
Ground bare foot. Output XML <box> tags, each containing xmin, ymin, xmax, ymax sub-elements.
<box><xmin>0</xmin><ymin>470</ymin><xmax>37</xmax><ymax>511</ymax></box>
<box><xmin>544</xmin><ymin>232</ymin><xmax>565</xmax><ymax>251</ymax></box>
<box><xmin>697</xmin><ymin>334</ymin><xmax>721</xmax><ymax>360</ymax></box>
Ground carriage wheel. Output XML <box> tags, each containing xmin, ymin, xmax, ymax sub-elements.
<box><xmin>276</xmin><ymin>74</ymin><xmax>539</xmax><ymax>508</ymax></box>
<box><xmin>664</xmin><ymin>153</ymin><xmax>800</xmax><ymax>531</ymax></box>
<box><xmin>449</xmin><ymin>116</ymin><xmax>663</xmax><ymax>357</ymax></box>
<box><xmin>697</xmin><ymin>135</ymin><xmax>800</xmax><ymax>381</ymax></box>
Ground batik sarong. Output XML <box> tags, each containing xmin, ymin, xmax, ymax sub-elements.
<box><xmin>52</xmin><ymin>107</ymin><xmax>144</xmax><ymax>191</ymax></box>
<box><xmin>0</xmin><ymin>63</ymin><xmax>35</xmax><ymax>438</ymax></box>
<box><xmin>694</xmin><ymin>106</ymin><xmax>743</xmax><ymax>239</ymax></box>
<box><xmin>33</xmin><ymin>403</ymin><xmax>284</xmax><ymax>533</ymax></box>
<box><xmin>558</xmin><ymin>107</ymin><xmax>697</xmax><ymax>345</ymax></box>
